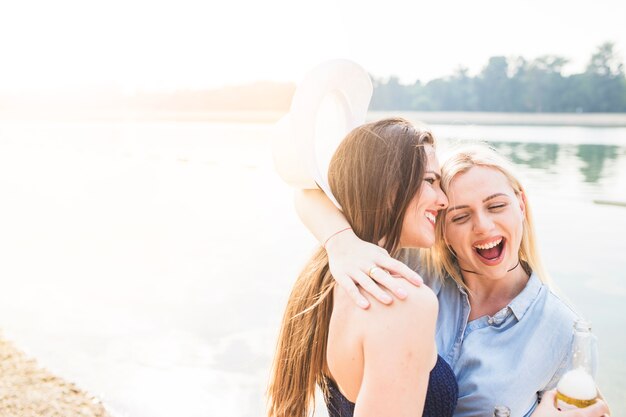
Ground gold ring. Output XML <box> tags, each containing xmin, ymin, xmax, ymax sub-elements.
<box><xmin>368</xmin><ymin>266</ymin><xmax>383</xmax><ymax>278</ymax></box>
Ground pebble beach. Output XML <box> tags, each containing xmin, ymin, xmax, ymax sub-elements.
<box><xmin>0</xmin><ymin>336</ymin><xmax>110</xmax><ymax>417</ymax></box>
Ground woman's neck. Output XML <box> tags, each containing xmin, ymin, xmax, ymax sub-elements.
<box><xmin>462</xmin><ymin>264</ymin><xmax>530</xmax><ymax>320</ymax></box>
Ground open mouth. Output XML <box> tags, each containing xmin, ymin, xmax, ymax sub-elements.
<box><xmin>473</xmin><ymin>237</ymin><xmax>506</xmax><ymax>264</ymax></box>
<box><xmin>424</xmin><ymin>211</ymin><xmax>437</xmax><ymax>227</ymax></box>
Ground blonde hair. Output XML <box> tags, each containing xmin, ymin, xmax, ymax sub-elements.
<box><xmin>267</xmin><ymin>118</ymin><xmax>435</xmax><ymax>417</ymax></box>
<box><xmin>424</xmin><ymin>143</ymin><xmax>551</xmax><ymax>290</ymax></box>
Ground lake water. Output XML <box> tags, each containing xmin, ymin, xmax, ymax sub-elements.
<box><xmin>0</xmin><ymin>118</ymin><xmax>623</xmax><ymax>416</ymax></box>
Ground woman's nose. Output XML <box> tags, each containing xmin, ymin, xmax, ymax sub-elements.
<box><xmin>473</xmin><ymin>212</ymin><xmax>494</xmax><ymax>233</ymax></box>
<box><xmin>437</xmin><ymin>188</ymin><xmax>449</xmax><ymax>209</ymax></box>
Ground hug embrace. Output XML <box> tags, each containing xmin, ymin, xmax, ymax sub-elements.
<box><xmin>266</xmin><ymin>76</ymin><xmax>611</xmax><ymax>417</ymax></box>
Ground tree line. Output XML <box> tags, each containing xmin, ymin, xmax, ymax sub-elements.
<box><xmin>370</xmin><ymin>42</ymin><xmax>626</xmax><ymax>112</ymax></box>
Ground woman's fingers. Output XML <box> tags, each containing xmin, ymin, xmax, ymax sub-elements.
<box><xmin>335</xmin><ymin>273</ymin><xmax>370</xmax><ymax>309</ymax></box>
<box><xmin>330</xmin><ymin>257</ymin><xmax>420</xmax><ymax>307</ymax></box>
<box><xmin>366</xmin><ymin>266</ymin><xmax>409</xmax><ymax>300</ymax></box>
<box><xmin>353</xmin><ymin>270</ymin><xmax>393</xmax><ymax>305</ymax></box>
<box><xmin>376</xmin><ymin>256</ymin><xmax>423</xmax><ymax>287</ymax></box>
<box><xmin>324</xmin><ymin>233</ymin><xmax>423</xmax><ymax>306</ymax></box>
<box><xmin>333</xmin><ymin>270</ymin><xmax>399</xmax><ymax>308</ymax></box>
<box><xmin>532</xmin><ymin>389</ymin><xmax>556</xmax><ymax>416</ymax></box>
<box><xmin>539</xmin><ymin>389</ymin><xmax>557</xmax><ymax>405</ymax></box>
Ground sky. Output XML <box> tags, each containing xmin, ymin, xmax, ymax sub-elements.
<box><xmin>1</xmin><ymin>0</ymin><xmax>625</xmax><ymax>93</ymax></box>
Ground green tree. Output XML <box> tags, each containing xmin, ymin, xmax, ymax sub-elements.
<box><xmin>587</xmin><ymin>42</ymin><xmax>624</xmax><ymax>77</ymax></box>
<box><xmin>583</xmin><ymin>42</ymin><xmax>626</xmax><ymax>112</ymax></box>
<box><xmin>370</xmin><ymin>76</ymin><xmax>418</xmax><ymax>110</ymax></box>
<box><xmin>447</xmin><ymin>67</ymin><xmax>477</xmax><ymax>110</ymax></box>
<box><xmin>476</xmin><ymin>56</ymin><xmax>512</xmax><ymax>111</ymax></box>
<box><xmin>524</xmin><ymin>55</ymin><xmax>569</xmax><ymax>112</ymax></box>
<box><xmin>509</xmin><ymin>57</ymin><xmax>530</xmax><ymax>111</ymax></box>
<box><xmin>369</xmin><ymin>41</ymin><xmax>626</xmax><ymax>113</ymax></box>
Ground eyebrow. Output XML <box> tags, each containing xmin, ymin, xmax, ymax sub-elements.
<box><xmin>425</xmin><ymin>171</ymin><xmax>441</xmax><ymax>179</ymax></box>
<box><xmin>447</xmin><ymin>192</ymin><xmax>509</xmax><ymax>212</ymax></box>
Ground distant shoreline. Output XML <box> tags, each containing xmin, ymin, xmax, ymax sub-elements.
<box><xmin>1</xmin><ymin>109</ymin><xmax>626</xmax><ymax>127</ymax></box>
<box><xmin>368</xmin><ymin>111</ymin><xmax>626</xmax><ymax>128</ymax></box>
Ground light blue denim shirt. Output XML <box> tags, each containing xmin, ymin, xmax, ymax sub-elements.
<box><xmin>400</xmin><ymin>250</ymin><xmax>595</xmax><ymax>417</ymax></box>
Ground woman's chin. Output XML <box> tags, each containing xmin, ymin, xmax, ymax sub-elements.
<box><xmin>402</xmin><ymin>230</ymin><xmax>435</xmax><ymax>249</ymax></box>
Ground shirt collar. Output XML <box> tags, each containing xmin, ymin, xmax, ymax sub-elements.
<box><xmin>507</xmin><ymin>272</ymin><xmax>543</xmax><ymax>321</ymax></box>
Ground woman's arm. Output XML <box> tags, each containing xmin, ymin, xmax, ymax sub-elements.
<box><xmin>294</xmin><ymin>188</ymin><xmax>422</xmax><ymax>309</ymax></box>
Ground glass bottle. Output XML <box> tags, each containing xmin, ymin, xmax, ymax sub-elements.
<box><xmin>493</xmin><ymin>405</ymin><xmax>511</xmax><ymax>416</ymax></box>
<box><xmin>555</xmin><ymin>319</ymin><xmax>598</xmax><ymax>410</ymax></box>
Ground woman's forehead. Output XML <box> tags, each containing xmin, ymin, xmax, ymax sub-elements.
<box><xmin>425</xmin><ymin>146</ymin><xmax>440</xmax><ymax>170</ymax></box>
<box><xmin>447</xmin><ymin>166</ymin><xmax>514</xmax><ymax>198</ymax></box>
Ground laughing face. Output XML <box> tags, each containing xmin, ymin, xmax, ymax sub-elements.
<box><xmin>399</xmin><ymin>146</ymin><xmax>449</xmax><ymax>248</ymax></box>
<box><xmin>443</xmin><ymin>166</ymin><xmax>525</xmax><ymax>280</ymax></box>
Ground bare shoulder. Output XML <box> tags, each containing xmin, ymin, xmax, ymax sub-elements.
<box><xmin>366</xmin><ymin>284</ymin><xmax>437</xmax><ymax>330</ymax></box>
<box><xmin>333</xmin><ymin>283</ymin><xmax>438</xmax><ymax>338</ymax></box>
<box><xmin>328</xmin><ymin>284</ymin><xmax>438</xmax><ymax>401</ymax></box>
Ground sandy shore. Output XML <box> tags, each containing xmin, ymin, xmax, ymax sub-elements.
<box><xmin>0</xmin><ymin>335</ymin><xmax>111</xmax><ymax>417</ymax></box>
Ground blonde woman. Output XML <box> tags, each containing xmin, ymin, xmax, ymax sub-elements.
<box><xmin>295</xmin><ymin>144</ymin><xmax>610</xmax><ymax>416</ymax></box>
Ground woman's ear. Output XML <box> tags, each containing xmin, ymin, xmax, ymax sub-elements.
<box><xmin>518</xmin><ymin>189</ymin><xmax>527</xmax><ymax>216</ymax></box>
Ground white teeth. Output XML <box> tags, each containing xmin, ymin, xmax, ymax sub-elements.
<box><xmin>474</xmin><ymin>238</ymin><xmax>502</xmax><ymax>250</ymax></box>
<box><xmin>425</xmin><ymin>212</ymin><xmax>436</xmax><ymax>224</ymax></box>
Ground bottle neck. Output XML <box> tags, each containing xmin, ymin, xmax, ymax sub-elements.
<box><xmin>493</xmin><ymin>406</ymin><xmax>511</xmax><ymax>417</ymax></box>
<box><xmin>571</xmin><ymin>322</ymin><xmax>593</xmax><ymax>374</ymax></box>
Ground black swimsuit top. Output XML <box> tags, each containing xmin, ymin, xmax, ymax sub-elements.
<box><xmin>324</xmin><ymin>355</ymin><xmax>458</xmax><ymax>417</ymax></box>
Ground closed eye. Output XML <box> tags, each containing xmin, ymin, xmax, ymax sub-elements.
<box><xmin>451</xmin><ymin>214</ymin><xmax>469</xmax><ymax>223</ymax></box>
<box><xmin>489</xmin><ymin>203</ymin><xmax>507</xmax><ymax>210</ymax></box>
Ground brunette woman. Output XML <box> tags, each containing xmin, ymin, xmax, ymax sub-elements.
<box><xmin>268</xmin><ymin>118</ymin><xmax>457</xmax><ymax>417</ymax></box>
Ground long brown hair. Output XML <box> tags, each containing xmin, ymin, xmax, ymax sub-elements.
<box><xmin>267</xmin><ymin>118</ymin><xmax>435</xmax><ymax>417</ymax></box>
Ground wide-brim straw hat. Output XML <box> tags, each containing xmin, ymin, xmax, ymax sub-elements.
<box><xmin>272</xmin><ymin>60</ymin><xmax>373</xmax><ymax>208</ymax></box>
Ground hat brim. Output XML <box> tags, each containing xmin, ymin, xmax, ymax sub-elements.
<box><xmin>272</xmin><ymin>59</ymin><xmax>373</xmax><ymax>209</ymax></box>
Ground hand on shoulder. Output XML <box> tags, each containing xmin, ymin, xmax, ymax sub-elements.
<box><xmin>326</xmin><ymin>228</ymin><xmax>424</xmax><ymax>309</ymax></box>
